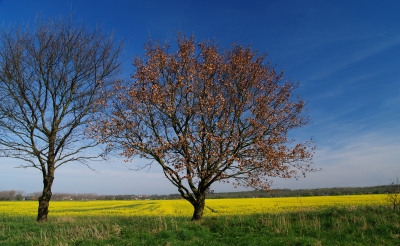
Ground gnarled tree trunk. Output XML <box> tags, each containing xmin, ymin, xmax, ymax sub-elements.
<box><xmin>37</xmin><ymin>173</ymin><xmax>54</xmax><ymax>222</ymax></box>
<box><xmin>191</xmin><ymin>193</ymin><xmax>206</xmax><ymax>221</ymax></box>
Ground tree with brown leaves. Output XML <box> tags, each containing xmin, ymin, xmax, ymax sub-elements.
<box><xmin>90</xmin><ymin>34</ymin><xmax>316</xmax><ymax>221</ymax></box>
<box><xmin>0</xmin><ymin>16</ymin><xmax>122</xmax><ymax>222</ymax></box>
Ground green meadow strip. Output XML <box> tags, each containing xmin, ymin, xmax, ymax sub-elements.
<box><xmin>0</xmin><ymin>206</ymin><xmax>399</xmax><ymax>245</ymax></box>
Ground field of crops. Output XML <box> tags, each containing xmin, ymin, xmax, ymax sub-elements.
<box><xmin>0</xmin><ymin>194</ymin><xmax>387</xmax><ymax>217</ymax></box>
<box><xmin>1</xmin><ymin>194</ymin><xmax>399</xmax><ymax>245</ymax></box>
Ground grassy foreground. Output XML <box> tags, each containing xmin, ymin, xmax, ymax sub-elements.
<box><xmin>1</xmin><ymin>205</ymin><xmax>399</xmax><ymax>245</ymax></box>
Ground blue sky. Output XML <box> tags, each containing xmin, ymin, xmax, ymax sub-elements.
<box><xmin>0</xmin><ymin>0</ymin><xmax>399</xmax><ymax>195</ymax></box>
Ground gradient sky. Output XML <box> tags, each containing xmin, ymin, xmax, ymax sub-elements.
<box><xmin>0</xmin><ymin>0</ymin><xmax>399</xmax><ymax>195</ymax></box>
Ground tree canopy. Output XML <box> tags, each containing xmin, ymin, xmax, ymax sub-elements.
<box><xmin>91</xmin><ymin>34</ymin><xmax>316</xmax><ymax>220</ymax></box>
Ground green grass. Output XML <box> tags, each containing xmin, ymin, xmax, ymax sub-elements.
<box><xmin>0</xmin><ymin>206</ymin><xmax>399</xmax><ymax>245</ymax></box>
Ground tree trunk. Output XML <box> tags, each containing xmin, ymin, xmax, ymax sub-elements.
<box><xmin>37</xmin><ymin>175</ymin><xmax>54</xmax><ymax>222</ymax></box>
<box><xmin>191</xmin><ymin>194</ymin><xmax>206</xmax><ymax>221</ymax></box>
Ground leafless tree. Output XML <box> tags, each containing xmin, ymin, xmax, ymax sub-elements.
<box><xmin>0</xmin><ymin>190</ymin><xmax>24</xmax><ymax>200</ymax></box>
<box><xmin>90</xmin><ymin>34</ymin><xmax>316</xmax><ymax>220</ymax></box>
<box><xmin>0</xmin><ymin>190</ymin><xmax>16</xmax><ymax>200</ymax></box>
<box><xmin>0</xmin><ymin>16</ymin><xmax>123</xmax><ymax>222</ymax></box>
<box><xmin>386</xmin><ymin>177</ymin><xmax>400</xmax><ymax>210</ymax></box>
<box><xmin>27</xmin><ymin>192</ymin><xmax>44</xmax><ymax>201</ymax></box>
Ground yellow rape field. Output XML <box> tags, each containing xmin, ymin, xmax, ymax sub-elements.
<box><xmin>0</xmin><ymin>195</ymin><xmax>387</xmax><ymax>217</ymax></box>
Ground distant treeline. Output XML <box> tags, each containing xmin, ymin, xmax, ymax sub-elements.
<box><xmin>0</xmin><ymin>191</ymin><xmax>151</xmax><ymax>201</ymax></box>
<box><xmin>150</xmin><ymin>185</ymin><xmax>395</xmax><ymax>200</ymax></box>
<box><xmin>206</xmin><ymin>185</ymin><xmax>393</xmax><ymax>199</ymax></box>
<box><xmin>0</xmin><ymin>184</ymin><xmax>395</xmax><ymax>201</ymax></box>
<box><xmin>0</xmin><ymin>190</ymin><xmax>24</xmax><ymax>201</ymax></box>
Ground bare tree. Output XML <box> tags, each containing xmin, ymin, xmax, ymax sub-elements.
<box><xmin>386</xmin><ymin>177</ymin><xmax>400</xmax><ymax>210</ymax></box>
<box><xmin>0</xmin><ymin>190</ymin><xmax>16</xmax><ymax>200</ymax></box>
<box><xmin>0</xmin><ymin>16</ymin><xmax>123</xmax><ymax>222</ymax></box>
<box><xmin>90</xmin><ymin>34</ymin><xmax>316</xmax><ymax>220</ymax></box>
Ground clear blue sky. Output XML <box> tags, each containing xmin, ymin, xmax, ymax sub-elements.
<box><xmin>0</xmin><ymin>0</ymin><xmax>399</xmax><ymax>195</ymax></box>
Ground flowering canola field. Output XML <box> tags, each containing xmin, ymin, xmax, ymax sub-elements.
<box><xmin>0</xmin><ymin>195</ymin><xmax>387</xmax><ymax>217</ymax></box>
